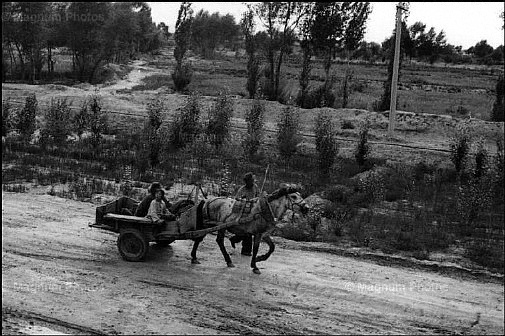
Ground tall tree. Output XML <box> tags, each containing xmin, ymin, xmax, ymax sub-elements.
<box><xmin>3</xmin><ymin>2</ymin><xmax>48</xmax><ymax>82</ymax></box>
<box><xmin>241</xmin><ymin>9</ymin><xmax>261</xmax><ymax>98</ymax></box>
<box><xmin>66</xmin><ymin>2</ymin><xmax>111</xmax><ymax>82</ymax></box>
<box><xmin>191</xmin><ymin>10</ymin><xmax>240</xmax><ymax>58</ymax></box>
<box><xmin>249</xmin><ymin>2</ymin><xmax>309</xmax><ymax>101</ymax></box>
<box><xmin>311</xmin><ymin>2</ymin><xmax>370</xmax><ymax>81</ymax></box>
<box><xmin>172</xmin><ymin>2</ymin><xmax>194</xmax><ymax>92</ymax></box>
<box><xmin>296</xmin><ymin>3</ymin><xmax>316</xmax><ymax>107</ymax></box>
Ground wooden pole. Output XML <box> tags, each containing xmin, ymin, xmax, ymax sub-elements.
<box><xmin>388</xmin><ymin>3</ymin><xmax>405</xmax><ymax>138</ymax></box>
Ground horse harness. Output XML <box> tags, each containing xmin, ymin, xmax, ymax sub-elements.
<box><xmin>202</xmin><ymin>196</ymin><xmax>275</xmax><ymax>224</ymax></box>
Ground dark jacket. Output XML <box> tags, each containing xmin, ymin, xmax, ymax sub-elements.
<box><xmin>135</xmin><ymin>194</ymin><xmax>171</xmax><ymax>217</ymax></box>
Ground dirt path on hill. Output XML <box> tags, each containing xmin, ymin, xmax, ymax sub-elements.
<box><xmin>2</xmin><ymin>191</ymin><xmax>503</xmax><ymax>335</ymax></box>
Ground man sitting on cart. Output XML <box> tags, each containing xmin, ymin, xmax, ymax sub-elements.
<box><xmin>146</xmin><ymin>189</ymin><xmax>174</xmax><ymax>225</ymax></box>
<box><xmin>135</xmin><ymin>182</ymin><xmax>174</xmax><ymax>219</ymax></box>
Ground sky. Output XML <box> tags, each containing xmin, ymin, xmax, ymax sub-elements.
<box><xmin>148</xmin><ymin>2</ymin><xmax>504</xmax><ymax>49</ymax></box>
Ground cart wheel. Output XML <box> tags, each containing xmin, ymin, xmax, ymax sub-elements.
<box><xmin>155</xmin><ymin>238</ymin><xmax>175</xmax><ymax>247</ymax></box>
<box><xmin>117</xmin><ymin>229</ymin><xmax>149</xmax><ymax>262</ymax></box>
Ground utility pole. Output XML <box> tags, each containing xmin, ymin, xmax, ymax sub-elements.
<box><xmin>388</xmin><ymin>2</ymin><xmax>407</xmax><ymax>138</ymax></box>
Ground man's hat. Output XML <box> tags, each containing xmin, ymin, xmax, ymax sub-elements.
<box><xmin>243</xmin><ymin>172</ymin><xmax>254</xmax><ymax>182</ymax></box>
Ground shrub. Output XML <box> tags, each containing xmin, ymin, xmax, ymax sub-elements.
<box><xmin>324</xmin><ymin>185</ymin><xmax>352</xmax><ymax>204</ymax></box>
<box><xmin>456</xmin><ymin>174</ymin><xmax>493</xmax><ymax>229</ymax></box>
<box><xmin>313</xmin><ymin>78</ymin><xmax>337</xmax><ymax>108</ymax></box>
<box><xmin>355</xmin><ymin>118</ymin><xmax>371</xmax><ymax>166</ymax></box>
<box><xmin>132</xmin><ymin>74</ymin><xmax>172</xmax><ymax>91</ymax></box>
<box><xmin>206</xmin><ymin>91</ymin><xmax>234</xmax><ymax>149</ymax></box>
<box><xmin>18</xmin><ymin>93</ymin><xmax>38</xmax><ymax>142</ymax></box>
<box><xmin>491</xmin><ymin>75</ymin><xmax>504</xmax><ymax>122</ymax></box>
<box><xmin>465</xmin><ymin>239</ymin><xmax>504</xmax><ymax>270</ymax></box>
<box><xmin>413</xmin><ymin>161</ymin><xmax>436</xmax><ymax>181</ymax></box>
<box><xmin>351</xmin><ymin>170</ymin><xmax>385</xmax><ymax>207</ymax></box>
<box><xmin>449</xmin><ymin>122</ymin><xmax>472</xmax><ymax>173</ymax></box>
<box><xmin>473</xmin><ymin>138</ymin><xmax>489</xmax><ymax>180</ymax></box>
<box><xmin>146</xmin><ymin>98</ymin><xmax>164</xmax><ymax>130</ymax></box>
<box><xmin>314</xmin><ymin>111</ymin><xmax>338</xmax><ymax>175</ymax></box>
<box><xmin>341</xmin><ymin>120</ymin><xmax>355</xmax><ymax>129</ymax></box>
<box><xmin>86</xmin><ymin>93</ymin><xmax>108</xmax><ymax>149</ymax></box>
<box><xmin>276</xmin><ymin>105</ymin><xmax>301</xmax><ymax>160</ymax></box>
<box><xmin>2</xmin><ymin>98</ymin><xmax>14</xmax><ymax>136</ymax></box>
<box><xmin>172</xmin><ymin>62</ymin><xmax>193</xmax><ymax>92</ymax></box>
<box><xmin>492</xmin><ymin>138</ymin><xmax>504</xmax><ymax>201</ymax></box>
<box><xmin>73</xmin><ymin>101</ymin><xmax>91</xmax><ymax>140</ymax></box>
<box><xmin>383</xmin><ymin>162</ymin><xmax>414</xmax><ymax>201</ymax></box>
<box><xmin>169</xmin><ymin>92</ymin><xmax>202</xmax><ymax>149</ymax></box>
<box><xmin>143</xmin><ymin>98</ymin><xmax>165</xmax><ymax>168</ymax></box>
<box><xmin>42</xmin><ymin>98</ymin><xmax>72</xmax><ymax>145</ymax></box>
<box><xmin>242</xmin><ymin>98</ymin><xmax>265</xmax><ymax>159</ymax></box>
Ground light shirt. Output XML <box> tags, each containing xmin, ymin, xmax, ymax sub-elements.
<box><xmin>235</xmin><ymin>184</ymin><xmax>260</xmax><ymax>200</ymax></box>
<box><xmin>147</xmin><ymin>199</ymin><xmax>168</xmax><ymax>222</ymax></box>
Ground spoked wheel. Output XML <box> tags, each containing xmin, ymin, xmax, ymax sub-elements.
<box><xmin>155</xmin><ymin>238</ymin><xmax>175</xmax><ymax>247</ymax></box>
<box><xmin>117</xmin><ymin>229</ymin><xmax>149</xmax><ymax>262</ymax></box>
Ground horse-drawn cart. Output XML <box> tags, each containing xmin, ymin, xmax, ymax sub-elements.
<box><xmin>89</xmin><ymin>196</ymin><xmax>240</xmax><ymax>262</ymax></box>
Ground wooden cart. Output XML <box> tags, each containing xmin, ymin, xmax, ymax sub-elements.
<box><xmin>89</xmin><ymin>196</ymin><xmax>238</xmax><ymax>262</ymax></box>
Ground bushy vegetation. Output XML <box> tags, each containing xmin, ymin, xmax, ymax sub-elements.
<box><xmin>169</xmin><ymin>92</ymin><xmax>202</xmax><ymax>149</ymax></box>
<box><xmin>191</xmin><ymin>9</ymin><xmax>240</xmax><ymax>59</ymax></box>
<box><xmin>2</xmin><ymin>98</ymin><xmax>14</xmax><ymax>136</ymax></box>
<box><xmin>84</xmin><ymin>93</ymin><xmax>109</xmax><ymax>150</ymax></box>
<box><xmin>491</xmin><ymin>75</ymin><xmax>504</xmax><ymax>122</ymax></box>
<box><xmin>206</xmin><ymin>91</ymin><xmax>234</xmax><ymax>149</ymax></box>
<box><xmin>2</xmin><ymin>2</ymin><xmax>164</xmax><ymax>83</ymax></box>
<box><xmin>242</xmin><ymin>98</ymin><xmax>265</xmax><ymax>159</ymax></box>
<box><xmin>276</xmin><ymin>105</ymin><xmax>301</xmax><ymax>160</ymax></box>
<box><xmin>449</xmin><ymin>122</ymin><xmax>472</xmax><ymax>173</ymax></box>
<box><xmin>142</xmin><ymin>98</ymin><xmax>165</xmax><ymax>168</ymax></box>
<box><xmin>17</xmin><ymin>93</ymin><xmax>38</xmax><ymax>143</ymax></box>
<box><xmin>41</xmin><ymin>98</ymin><xmax>73</xmax><ymax>146</ymax></box>
<box><xmin>314</xmin><ymin>111</ymin><xmax>338</xmax><ymax>175</ymax></box>
<box><xmin>355</xmin><ymin>118</ymin><xmax>371</xmax><ymax>167</ymax></box>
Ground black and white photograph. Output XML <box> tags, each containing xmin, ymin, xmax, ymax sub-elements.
<box><xmin>2</xmin><ymin>1</ymin><xmax>504</xmax><ymax>334</ymax></box>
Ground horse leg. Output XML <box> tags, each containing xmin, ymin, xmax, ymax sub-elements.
<box><xmin>216</xmin><ymin>229</ymin><xmax>234</xmax><ymax>267</ymax></box>
<box><xmin>255</xmin><ymin>234</ymin><xmax>275</xmax><ymax>263</ymax></box>
<box><xmin>250</xmin><ymin>233</ymin><xmax>262</xmax><ymax>274</ymax></box>
<box><xmin>191</xmin><ymin>236</ymin><xmax>204</xmax><ymax>264</ymax></box>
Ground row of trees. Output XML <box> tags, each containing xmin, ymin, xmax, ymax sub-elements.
<box><xmin>380</xmin><ymin>20</ymin><xmax>504</xmax><ymax>65</ymax></box>
<box><xmin>2</xmin><ymin>92</ymin><xmax>108</xmax><ymax>149</ymax></box>
<box><xmin>171</xmin><ymin>2</ymin><xmax>373</xmax><ymax>105</ymax></box>
<box><xmin>2</xmin><ymin>2</ymin><xmax>165</xmax><ymax>83</ymax></box>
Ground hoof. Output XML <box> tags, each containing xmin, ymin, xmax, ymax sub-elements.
<box><xmin>252</xmin><ymin>268</ymin><xmax>261</xmax><ymax>274</ymax></box>
<box><xmin>191</xmin><ymin>259</ymin><xmax>201</xmax><ymax>264</ymax></box>
<box><xmin>227</xmin><ymin>262</ymin><xmax>235</xmax><ymax>268</ymax></box>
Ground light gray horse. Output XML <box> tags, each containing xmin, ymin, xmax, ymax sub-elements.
<box><xmin>190</xmin><ymin>184</ymin><xmax>309</xmax><ymax>274</ymax></box>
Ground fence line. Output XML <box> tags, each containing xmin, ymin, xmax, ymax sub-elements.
<box><xmin>3</xmin><ymin>98</ymin><xmax>456</xmax><ymax>154</ymax></box>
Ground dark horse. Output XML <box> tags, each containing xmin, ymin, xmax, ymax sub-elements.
<box><xmin>189</xmin><ymin>184</ymin><xmax>309</xmax><ymax>274</ymax></box>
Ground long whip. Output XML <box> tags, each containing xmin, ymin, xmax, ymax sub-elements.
<box><xmin>259</xmin><ymin>164</ymin><xmax>270</xmax><ymax>194</ymax></box>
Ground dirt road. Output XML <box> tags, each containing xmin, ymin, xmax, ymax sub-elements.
<box><xmin>2</xmin><ymin>191</ymin><xmax>504</xmax><ymax>335</ymax></box>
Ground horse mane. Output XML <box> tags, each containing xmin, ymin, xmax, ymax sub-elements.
<box><xmin>267</xmin><ymin>186</ymin><xmax>299</xmax><ymax>202</ymax></box>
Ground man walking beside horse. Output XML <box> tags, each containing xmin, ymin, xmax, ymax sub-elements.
<box><xmin>229</xmin><ymin>172</ymin><xmax>260</xmax><ymax>256</ymax></box>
